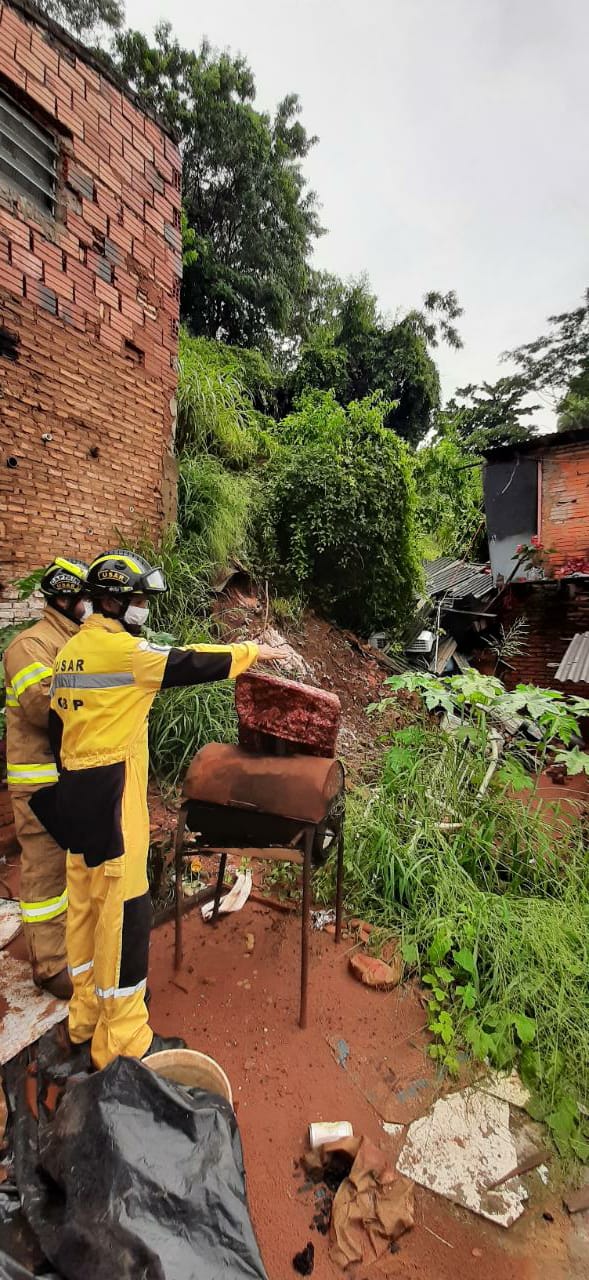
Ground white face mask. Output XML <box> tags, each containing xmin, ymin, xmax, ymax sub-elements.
<box><xmin>125</xmin><ymin>603</ymin><xmax>149</xmax><ymax>629</ymax></box>
<box><xmin>79</xmin><ymin>600</ymin><xmax>93</xmax><ymax>623</ymax></box>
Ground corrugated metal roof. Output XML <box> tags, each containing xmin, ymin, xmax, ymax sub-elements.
<box><xmin>554</xmin><ymin>633</ymin><xmax>589</xmax><ymax>684</ymax></box>
<box><xmin>425</xmin><ymin>557</ymin><xmax>494</xmax><ymax>601</ymax></box>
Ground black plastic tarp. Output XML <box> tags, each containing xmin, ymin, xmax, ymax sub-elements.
<box><xmin>1</xmin><ymin>1029</ymin><xmax>267</xmax><ymax>1280</ymax></box>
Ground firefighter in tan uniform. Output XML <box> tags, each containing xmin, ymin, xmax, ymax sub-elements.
<box><xmin>3</xmin><ymin>557</ymin><xmax>89</xmax><ymax>997</ymax></box>
<box><xmin>31</xmin><ymin>550</ymin><xmax>286</xmax><ymax>1069</ymax></box>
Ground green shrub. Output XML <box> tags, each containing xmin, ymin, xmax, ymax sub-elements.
<box><xmin>178</xmin><ymin>455</ymin><xmax>255</xmax><ymax>577</ymax></box>
<box><xmin>176</xmin><ymin>329</ymin><xmax>276</xmax><ymax>462</ymax></box>
<box><xmin>255</xmin><ymin>391</ymin><xmax>421</xmax><ymax>635</ymax></box>
<box><xmin>413</xmin><ymin>430</ymin><xmax>483</xmax><ymax>558</ymax></box>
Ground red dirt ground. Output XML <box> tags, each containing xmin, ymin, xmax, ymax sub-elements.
<box><xmin>148</xmin><ymin>902</ymin><xmax>584</xmax><ymax>1280</ymax></box>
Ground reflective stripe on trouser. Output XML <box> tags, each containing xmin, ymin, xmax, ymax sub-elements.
<box><xmin>10</xmin><ymin>792</ymin><xmax>67</xmax><ymax>983</ymax></box>
<box><xmin>66</xmin><ymin>747</ymin><xmax>153</xmax><ymax>1069</ymax></box>
<box><xmin>7</xmin><ymin>762</ymin><xmax>59</xmax><ymax>786</ymax></box>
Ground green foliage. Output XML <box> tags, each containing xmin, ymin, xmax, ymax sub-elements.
<box><xmin>149</xmin><ymin>664</ymin><xmax>237</xmax><ymax>787</ymax></box>
<box><xmin>328</xmin><ymin>720</ymin><xmax>589</xmax><ymax>1153</ymax></box>
<box><xmin>178</xmin><ymin>455</ymin><xmax>254</xmax><ymax>577</ymax></box>
<box><xmin>440</xmin><ymin>375</ymin><xmax>541</xmax><ymax>452</ymax></box>
<box><xmin>288</xmin><ymin>278</ymin><xmax>458</xmax><ymax>447</ymax></box>
<box><xmin>114</xmin><ymin>24</ymin><xmax>321</xmax><ymax>348</ymax></box>
<box><xmin>413</xmin><ymin>431</ymin><xmax>483</xmax><ymax>557</ymax></box>
<box><xmin>256</xmin><ymin>391</ymin><xmax>421</xmax><ymax>634</ymax></box>
<box><xmin>36</xmin><ymin>0</ymin><xmax>124</xmax><ymax>39</ymax></box>
<box><xmin>176</xmin><ymin>329</ymin><xmax>272</xmax><ymax>462</ymax></box>
<box><xmin>505</xmin><ymin>287</ymin><xmax>589</xmax><ymax>406</ymax></box>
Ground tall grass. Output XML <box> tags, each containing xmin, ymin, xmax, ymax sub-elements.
<box><xmin>334</xmin><ymin>726</ymin><xmax>589</xmax><ymax>1128</ymax></box>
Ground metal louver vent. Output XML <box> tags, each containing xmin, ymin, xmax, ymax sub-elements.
<box><xmin>0</xmin><ymin>87</ymin><xmax>57</xmax><ymax>215</ymax></box>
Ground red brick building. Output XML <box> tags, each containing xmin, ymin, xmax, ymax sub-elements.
<box><xmin>482</xmin><ymin>429</ymin><xmax>589</xmax><ymax>693</ymax></box>
<box><xmin>0</xmin><ymin>0</ymin><xmax>181</xmax><ymax>622</ymax></box>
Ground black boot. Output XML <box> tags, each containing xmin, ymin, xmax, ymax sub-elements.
<box><xmin>142</xmin><ymin>1033</ymin><xmax>186</xmax><ymax>1058</ymax></box>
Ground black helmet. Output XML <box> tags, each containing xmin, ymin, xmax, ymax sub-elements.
<box><xmin>40</xmin><ymin>557</ymin><xmax>88</xmax><ymax>598</ymax></box>
<box><xmin>87</xmin><ymin>550</ymin><xmax>167</xmax><ymax>597</ymax></box>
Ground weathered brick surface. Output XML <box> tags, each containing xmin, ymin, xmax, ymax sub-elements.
<box><xmin>496</xmin><ymin>582</ymin><xmax>589</xmax><ymax>696</ymax></box>
<box><xmin>236</xmin><ymin>673</ymin><xmax>342</xmax><ymax>757</ymax></box>
<box><xmin>0</xmin><ymin>0</ymin><xmax>181</xmax><ymax>622</ymax></box>
<box><xmin>540</xmin><ymin>443</ymin><xmax>589</xmax><ymax>576</ymax></box>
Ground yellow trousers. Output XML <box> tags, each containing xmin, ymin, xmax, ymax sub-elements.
<box><xmin>11</xmin><ymin>792</ymin><xmax>67</xmax><ymax>982</ymax></box>
<box><xmin>66</xmin><ymin>751</ymin><xmax>153</xmax><ymax>1069</ymax></box>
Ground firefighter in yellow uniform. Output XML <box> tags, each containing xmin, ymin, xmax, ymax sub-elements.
<box><xmin>3</xmin><ymin>557</ymin><xmax>89</xmax><ymax>997</ymax></box>
<box><xmin>31</xmin><ymin>550</ymin><xmax>286</xmax><ymax>1070</ymax></box>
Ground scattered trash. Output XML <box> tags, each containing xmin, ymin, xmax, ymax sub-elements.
<box><xmin>382</xmin><ymin>1122</ymin><xmax>404</xmax><ymax>1137</ymax></box>
<box><xmin>201</xmin><ymin>870</ymin><xmax>252</xmax><ymax>921</ymax></box>
<box><xmin>3</xmin><ymin>1031</ymin><xmax>268</xmax><ymax>1280</ymax></box>
<box><xmin>537</xmin><ymin>1165</ymin><xmax>550</xmax><ymax>1186</ymax></box>
<box><xmin>292</xmin><ymin>1242</ymin><xmax>315</xmax><ymax>1275</ymax></box>
<box><xmin>309</xmin><ymin>1121</ymin><xmax>353</xmax><ymax>1149</ymax></box>
<box><xmin>327</xmin><ymin>1136</ymin><xmax>414</xmax><ymax>1269</ymax></box>
<box><xmin>250</xmin><ymin>628</ymin><xmax>314</xmax><ymax>681</ymax></box>
<box><xmin>397</xmin><ymin>1087</ymin><xmax>528</xmax><ymax>1228</ymax></box>
<box><xmin>0</xmin><ymin>900</ymin><xmax>21</xmax><ymax>950</ymax></box>
<box><xmin>244</xmin><ymin>932</ymin><xmax>255</xmax><ymax>954</ymax></box>
<box><xmin>311</xmin><ymin>909</ymin><xmax>336</xmax><ymax>932</ymax></box>
<box><xmin>333</xmin><ymin>1038</ymin><xmax>350</xmax><ymax>1069</ymax></box>
<box><xmin>564</xmin><ymin>1184</ymin><xmax>589</xmax><ymax>1215</ymax></box>
<box><xmin>0</xmin><ymin>954</ymin><xmax>67</xmax><ymax>1065</ymax></box>
<box><xmin>349</xmin><ymin>951</ymin><xmax>403</xmax><ymax>991</ymax></box>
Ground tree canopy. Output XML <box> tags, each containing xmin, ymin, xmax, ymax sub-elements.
<box><xmin>287</xmin><ymin>279</ymin><xmax>462</xmax><ymax>446</ymax></box>
<box><xmin>35</xmin><ymin>0</ymin><xmax>123</xmax><ymax>39</ymax></box>
<box><xmin>114</xmin><ymin>24</ymin><xmax>322</xmax><ymax>349</ymax></box>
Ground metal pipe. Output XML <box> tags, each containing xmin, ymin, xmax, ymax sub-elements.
<box><xmin>299</xmin><ymin>830</ymin><xmax>313</xmax><ymax>1029</ymax></box>
<box><xmin>174</xmin><ymin>806</ymin><xmax>187</xmax><ymax>971</ymax></box>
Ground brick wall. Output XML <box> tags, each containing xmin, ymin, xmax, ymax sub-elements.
<box><xmin>540</xmin><ymin>441</ymin><xmax>589</xmax><ymax>576</ymax></box>
<box><xmin>497</xmin><ymin>582</ymin><xmax>589</xmax><ymax>695</ymax></box>
<box><xmin>0</xmin><ymin>0</ymin><xmax>181</xmax><ymax>622</ymax></box>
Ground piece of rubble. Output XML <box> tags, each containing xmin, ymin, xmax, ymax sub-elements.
<box><xmin>349</xmin><ymin>952</ymin><xmax>403</xmax><ymax>991</ymax></box>
<box><xmin>396</xmin><ymin>1087</ymin><xmax>529</xmax><ymax>1228</ymax></box>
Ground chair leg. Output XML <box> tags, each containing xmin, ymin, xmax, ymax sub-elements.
<box><xmin>174</xmin><ymin>806</ymin><xmax>187</xmax><ymax>972</ymax></box>
<box><xmin>299</xmin><ymin>829</ymin><xmax>313</xmax><ymax>1030</ymax></box>
<box><xmin>211</xmin><ymin>852</ymin><xmax>228</xmax><ymax>925</ymax></box>
<box><xmin>335</xmin><ymin>824</ymin><xmax>344</xmax><ymax>944</ymax></box>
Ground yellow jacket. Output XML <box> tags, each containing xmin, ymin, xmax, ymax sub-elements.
<box><xmin>31</xmin><ymin>614</ymin><xmax>258</xmax><ymax>867</ymax></box>
<box><xmin>3</xmin><ymin>606</ymin><xmax>78</xmax><ymax>791</ymax></box>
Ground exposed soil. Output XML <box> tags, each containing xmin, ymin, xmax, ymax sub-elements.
<box><xmin>148</xmin><ymin>903</ymin><xmax>584</xmax><ymax>1280</ymax></box>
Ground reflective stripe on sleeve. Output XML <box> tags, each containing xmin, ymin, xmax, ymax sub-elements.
<box><xmin>20</xmin><ymin>889</ymin><xmax>68</xmax><ymax>921</ymax></box>
<box><xmin>95</xmin><ymin>978</ymin><xmax>147</xmax><ymax>1000</ymax></box>
<box><xmin>12</xmin><ymin>663</ymin><xmax>53</xmax><ymax>697</ymax></box>
<box><xmin>51</xmin><ymin>672</ymin><xmax>134</xmax><ymax>692</ymax></box>
<box><xmin>7</xmin><ymin>762</ymin><xmax>59</xmax><ymax>785</ymax></box>
<box><xmin>68</xmin><ymin>959</ymin><xmax>94</xmax><ymax>977</ymax></box>
<box><xmin>5</xmin><ymin>686</ymin><xmax>18</xmax><ymax>707</ymax></box>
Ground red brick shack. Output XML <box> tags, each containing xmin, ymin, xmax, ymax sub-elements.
<box><xmin>0</xmin><ymin>0</ymin><xmax>181</xmax><ymax>624</ymax></box>
<box><xmin>482</xmin><ymin>429</ymin><xmax>589</xmax><ymax>694</ymax></box>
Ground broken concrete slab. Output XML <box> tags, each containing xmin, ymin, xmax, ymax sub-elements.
<box><xmin>0</xmin><ymin>899</ymin><xmax>21</xmax><ymax>949</ymax></box>
<box><xmin>396</xmin><ymin>1087</ymin><xmax>529</xmax><ymax>1227</ymax></box>
<box><xmin>481</xmin><ymin>1069</ymin><xmax>531</xmax><ymax>1110</ymax></box>
<box><xmin>0</xmin><ymin>953</ymin><xmax>67</xmax><ymax>1064</ymax></box>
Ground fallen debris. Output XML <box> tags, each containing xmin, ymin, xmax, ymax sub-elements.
<box><xmin>201</xmin><ymin>870</ymin><xmax>252</xmax><ymax>921</ymax></box>
<box><xmin>292</xmin><ymin>1242</ymin><xmax>315</xmax><ymax>1275</ymax></box>
<box><xmin>244</xmin><ymin>932</ymin><xmax>255</xmax><ymax>954</ymax></box>
<box><xmin>309</xmin><ymin>1121</ymin><xmax>353</xmax><ymax>1149</ymax></box>
<box><xmin>311</xmin><ymin>909</ymin><xmax>336</xmax><ymax>932</ymax></box>
<box><xmin>0</xmin><ymin>900</ymin><xmax>21</xmax><ymax>950</ymax></box>
<box><xmin>327</xmin><ymin>1136</ymin><xmax>414</xmax><ymax>1269</ymax></box>
<box><xmin>564</xmin><ymin>1185</ymin><xmax>589</xmax><ymax>1215</ymax></box>
<box><xmin>0</xmin><ymin>954</ymin><xmax>68</xmax><ymax>1064</ymax></box>
<box><xmin>488</xmin><ymin>1146</ymin><xmax>552</xmax><ymax>1189</ymax></box>
<box><xmin>397</xmin><ymin>1087</ymin><xmax>529</xmax><ymax>1228</ymax></box>
<box><xmin>349</xmin><ymin>951</ymin><xmax>403</xmax><ymax>991</ymax></box>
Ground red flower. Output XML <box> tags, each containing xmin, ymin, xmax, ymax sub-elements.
<box><xmin>530</xmin><ymin>535</ymin><xmax>540</xmax><ymax>547</ymax></box>
<box><xmin>515</xmin><ymin>543</ymin><xmax>523</xmax><ymax>554</ymax></box>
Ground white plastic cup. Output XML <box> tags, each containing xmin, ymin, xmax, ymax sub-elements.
<box><xmin>308</xmin><ymin>1121</ymin><xmax>353</xmax><ymax>1149</ymax></box>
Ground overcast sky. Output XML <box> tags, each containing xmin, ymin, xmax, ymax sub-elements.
<box><xmin>126</xmin><ymin>0</ymin><xmax>588</xmax><ymax>428</ymax></box>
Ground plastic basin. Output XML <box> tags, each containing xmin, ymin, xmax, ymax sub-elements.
<box><xmin>143</xmin><ymin>1048</ymin><xmax>233</xmax><ymax>1106</ymax></box>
